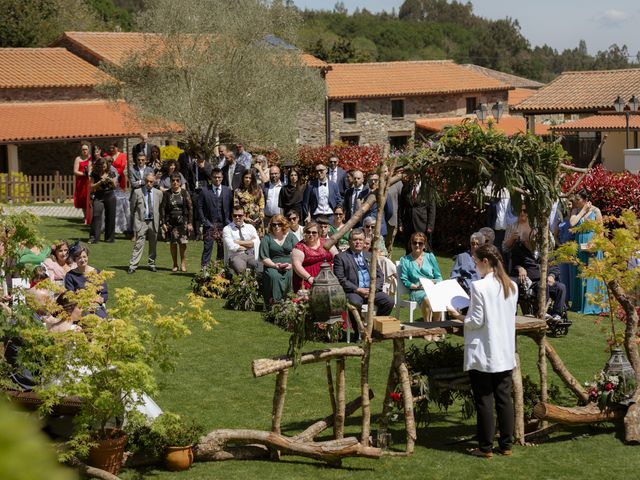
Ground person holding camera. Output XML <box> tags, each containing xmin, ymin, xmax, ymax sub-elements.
<box><xmin>89</xmin><ymin>157</ymin><xmax>117</xmax><ymax>243</ymax></box>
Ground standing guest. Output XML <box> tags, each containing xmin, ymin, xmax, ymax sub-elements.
<box><xmin>197</xmin><ymin>168</ymin><xmax>233</xmax><ymax>268</ymax></box>
<box><xmin>333</xmin><ymin>229</ymin><xmax>395</xmax><ymax>331</ymax></box>
<box><xmin>279</xmin><ymin>167</ymin><xmax>305</xmax><ymax>220</ymax></box>
<box><xmin>343</xmin><ymin>170</ymin><xmax>367</xmax><ymax>222</ymax></box>
<box><xmin>235</xmin><ymin>143</ymin><xmax>253</xmax><ymax>171</ymax></box>
<box><xmin>253</xmin><ymin>154</ymin><xmax>270</xmax><ymax>186</ymax></box>
<box><xmin>569</xmin><ymin>190</ymin><xmax>604</xmax><ymax>314</ymax></box>
<box><xmin>327</xmin><ymin>156</ymin><xmax>348</xmax><ymax>195</ymax></box>
<box><xmin>128</xmin><ymin>174</ymin><xmax>162</xmax><ymax>274</ymax></box>
<box><xmin>263</xmin><ymin>166</ymin><xmax>284</xmax><ymax>227</ymax></box>
<box><xmin>128</xmin><ymin>153</ymin><xmax>154</xmax><ymax>193</ymax></box>
<box><xmin>148</xmin><ymin>145</ymin><xmax>163</xmax><ymax>177</ymax></box>
<box><xmin>399</xmin><ymin>232</ymin><xmax>443</xmax><ymax>320</ymax></box>
<box><xmin>259</xmin><ymin>215</ymin><xmax>297</xmax><ymax>306</ymax></box>
<box><xmin>159</xmin><ymin>159</ymin><xmax>186</xmax><ymax>191</ymax></box>
<box><xmin>451</xmin><ymin>232</ymin><xmax>485</xmax><ymax>293</ymax></box>
<box><xmin>131</xmin><ymin>132</ymin><xmax>156</xmax><ymax>164</ymax></box>
<box><xmin>43</xmin><ymin>240</ymin><xmax>75</xmax><ymax>284</ymax></box>
<box><xmin>88</xmin><ymin>157</ymin><xmax>117</xmax><ymax>244</ymax></box>
<box><xmin>178</xmin><ymin>146</ymin><xmax>197</xmax><ymax>190</ymax></box>
<box><xmin>235</xmin><ymin>170</ymin><xmax>265</xmax><ymax>231</ymax></box>
<box><xmin>344</xmin><ymin>170</ymin><xmax>355</xmax><ymax>190</ymax></box>
<box><xmin>486</xmin><ymin>187</ymin><xmax>517</xmax><ymax>256</ymax></box>
<box><xmin>73</xmin><ymin>144</ymin><xmax>91</xmax><ymax>220</ymax></box>
<box><xmin>222</xmin><ymin>207</ymin><xmax>259</xmax><ymax>274</ymax></box>
<box><xmin>291</xmin><ymin>222</ymin><xmax>338</xmax><ymax>293</ymax></box>
<box><xmin>64</xmin><ymin>243</ymin><xmax>108</xmax><ymax>319</ymax></box>
<box><xmin>215</xmin><ymin>144</ymin><xmax>228</xmax><ymax>169</ymax></box>
<box><xmin>303</xmin><ymin>163</ymin><xmax>341</xmax><ymax>223</ymax></box>
<box><xmin>286</xmin><ymin>210</ymin><xmax>304</xmax><ymax>241</ymax></box>
<box><xmin>364</xmin><ymin>172</ymin><xmax>393</xmax><ymax>237</ymax></box>
<box><xmin>399</xmin><ymin>173</ymin><xmax>436</xmax><ymax>253</ymax></box>
<box><xmin>160</xmin><ymin>173</ymin><xmax>193</xmax><ymax>272</ymax></box>
<box><xmin>109</xmin><ymin>143</ymin><xmax>128</xmax><ymax>191</ymax></box>
<box><xmin>221</xmin><ymin>151</ymin><xmax>246</xmax><ymax>190</ymax></box>
<box><xmin>191</xmin><ymin>152</ymin><xmax>213</xmax><ymax>239</ymax></box>
<box><xmin>385</xmin><ymin>165</ymin><xmax>403</xmax><ymax>253</ymax></box>
<box><xmin>447</xmin><ymin>244</ymin><xmax>517</xmax><ymax>459</ymax></box>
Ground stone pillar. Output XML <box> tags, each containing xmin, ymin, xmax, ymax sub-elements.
<box><xmin>7</xmin><ymin>144</ymin><xmax>19</xmax><ymax>173</ymax></box>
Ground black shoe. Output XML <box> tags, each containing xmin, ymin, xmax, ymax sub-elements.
<box><xmin>149</xmin><ymin>265</ymin><xmax>157</xmax><ymax>272</ymax></box>
<box><xmin>88</xmin><ymin>238</ymin><xmax>98</xmax><ymax>244</ymax></box>
<box><xmin>127</xmin><ymin>267</ymin><xmax>136</xmax><ymax>274</ymax></box>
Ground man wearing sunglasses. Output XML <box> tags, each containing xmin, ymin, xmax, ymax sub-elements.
<box><xmin>333</xmin><ymin>229</ymin><xmax>394</xmax><ymax>335</ymax></box>
<box><xmin>197</xmin><ymin>168</ymin><xmax>233</xmax><ymax>268</ymax></box>
<box><xmin>222</xmin><ymin>207</ymin><xmax>258</xmax><ymax>274</ymax></box>
<box><xmin>302</xmin><ymin>163</ymin><xmax>342</xmax><ymax>223</ymax></box>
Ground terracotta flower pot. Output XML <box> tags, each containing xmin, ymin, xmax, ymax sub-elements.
<box><xmin>87</xmin><ymin>429</ymin><xmax>128</xmax><ymax>475</ymax></box>
<box><xmin>164</xmin><ymin>446</ymin><xmax>194</xmax><ymax>471</ymax></box>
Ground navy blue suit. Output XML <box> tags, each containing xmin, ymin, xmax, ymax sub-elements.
<box><xmin>197</xmin><ymin>184</ymin><xmax>233</xmax><ymax>265</ymax></box>
<box><xmin>328</xmin><ymin>166</ymin><xmax>349</xmax><ymax>196</ymax></box>
<box><xmin>303</xmin><ymin>179</ymin><xmax>342</xmax><ymax>221</ymax></box>
<box><xmin>344</xmin><ymin>186</ymin><xmax>369</xmax><ymax>222</ymax></box>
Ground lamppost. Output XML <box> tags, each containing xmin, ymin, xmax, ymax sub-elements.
<box><xmin>475</xmin><ymin>101</ymin><xmax>505</xmax><ymax>125</ymax></box>
<box><xmin>613</xmin><ymin>95</ymin><xmax>638</xmax><ymax>149</ymax></box>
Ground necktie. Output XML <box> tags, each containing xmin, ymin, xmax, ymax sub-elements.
<box><xmin>411</xmin><ymin>184</ymin><xmax>417</xmax><ymax>204</ymax></box>
<box><xmin>215</xmin><ymin>187</ymin><xmax>220</xmax><ymax>197</ymax></box>
<box><xmin>352</xmin><ymin>189</ymin><xmax>359</xmax><ymax>214</ymax></box>
<box><xmin>146</xmin><ymin>188</ymin><xmax>152</xmax><ymax>219</ymax></box>
<box><xmin>238</xmin><ymin>225</ymin><xmax>244</xmax><ymax>240</ymax></box>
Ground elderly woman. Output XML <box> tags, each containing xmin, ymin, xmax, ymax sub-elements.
<box><xmin>43</xmin><ymin>240</ymin><xmax>76</xmax><ymax>284</ymax></box>
<box><xmin>399</xmin><ymin>232</ymin><xmax>443</xmax><ymax>320</ymax></box>
<box><xmin>64</xmin><ymin>244</ymin><xmax>108</xmax><ymax>319</ymax></box>
<box><xmin>259</xmin><ymin>215</ymin><xmax>298</xmax><ymax>306</ymax></box>
<box><xmin>450</xmin><ymin>232</ymin><xmax>485</xmax><ymax>293</ymax></box>
<box><xmin>159</xmin><ymin>159</ymin><xmax>186</xmax><ymax>191</ymax></box>
<box><xmin>291</xmin><ymin>222</ymin><xmax>339</xmax><ymax>292</ymax></box>
<box><xmin>253</xmin><ymin>154</ymin><xmax>270</xmax><ymax>186</ymax></box>
<box><xmin>234</xmin><ymin>170</ymin><xmax>265</xmax><ymax>231</ymax></box>
<box><xmin>160</xmin><ymin>173</ymin><xmax>193</xmax><ymax>272</ymax></box>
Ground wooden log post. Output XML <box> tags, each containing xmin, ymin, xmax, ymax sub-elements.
<box><xmin>271</xmin><ymin>370</ymin><xmax>288</xmax><ymax>436</ymax></box>
<box><xmin>544</xmin><ymin>339</ymin><xmax>589</xmax><ymax>403</ymax></box>
<box><xmin>394</xmin><ymin>338</ymin><xmax>417</xmax><ymax>454</ymax></box>
<box><xmin>536</xmin><ymin>331</ymin><xmax>548</xmax><ymax>428</ymax></box>
<box><xmin>326</xmin><ymin>361</ymin><xmax>337</xmax><ymax>417</ymax></box>
<box><xmin>252</xmin><ymin>346</ymin><xmax>365</xmax><ymax>378</ymax></box>
<box><xmin>533</xmin><ymin>402</ymin><xmax>626</xmax><ymax>424</ymax></box>
<box><xmin>335</xmin><ymin>359</ymin><xmax>346</xmax><ymax>439</ymax></box>
<box><xmin>379</xmin><ymin>345</ymin><xmax>400</xmax><ymax>435</ymax></box>
<box><xmin>512</xmin><ymin>351</ymin><xmax>525</xmax><ymax>445</ymax></box>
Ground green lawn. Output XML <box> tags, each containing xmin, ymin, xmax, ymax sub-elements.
<box><xmin>36</xmin><ymin>217</ymin><xmax>636</xmax><ymax>479</ymax></box>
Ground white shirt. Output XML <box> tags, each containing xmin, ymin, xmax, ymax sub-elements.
<box><xmin>290</xmin><ymin>225</ymin><xmax>303</xmax><ymax>241</ymax></box>
<box><xmin>463</xmin><ymin>272</ymin><xmax>518</xmax><ymax>373</ymax></box>
<box><xmin>329</xmin><ymin>168</ymin><xmax>339</xmax><ymax>183</ymax></box>
<box><xmin>222</xmin><ymin>222</ymin><xmax>258</xmax><ymax>253</ymax></box>
<box><xmin>314</xmin><ymin>181</ymin><xmax>332</xmax><ymax>215</ymax></box>
<box><xmin>494</xmin><ymin>188</ymin><xmax>517</xmax><ymax>230</ymax></box>
<box><xmin>265</xmin><ymin>182</ymin><xmax>283</xmax><ymax>216</ymax></box>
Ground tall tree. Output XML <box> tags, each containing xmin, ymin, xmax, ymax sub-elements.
<box><xmin>102</xmin><ymin>0</ymin><xmax>324</xmax><ymax>157</ymax></box>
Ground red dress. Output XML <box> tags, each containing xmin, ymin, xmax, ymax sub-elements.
<box><xmin>111</xmin><ymin>152</ymin><xmax>128</xmax><ymax>190</ymax></box>
<box><xmin>74</xmin><ymin>157</ymin><xmax>90</xmax><ymax>210</ymax></box>
<box><xmin>292</xmin><ymin>239</ymin><xmax>334</xmax><ymax>292</ymax></box>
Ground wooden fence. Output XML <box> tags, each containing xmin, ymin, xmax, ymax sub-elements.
<box><xmin>0</xmin><ymin>172</ymin><xmax>75</xmax><ymax>204</ymax></box>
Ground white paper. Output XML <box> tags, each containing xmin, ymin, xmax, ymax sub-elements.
<box><xmin>419</xmin><ymin>278</ymin><xmax>470</xmax><ymax>312</ymax></box>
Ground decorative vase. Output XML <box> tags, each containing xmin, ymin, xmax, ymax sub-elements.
<box><xmin>87</xmin><ymin>429</ymin><xmax>128</xmax><ymax>475</ymax></box>
<box><xmin>309</xmin><ymin>262</ymin><xmax>346</xmax><ymax>324</ymax></box>
<box><xmin>603</xmin><ymin>347</ymin><xmax>636</xmax><ymax>399</ymax></box>
<box><xmin>164</xmin><ymin>446</ymin><xmax>194</xmax><ymax>471</ymax></box>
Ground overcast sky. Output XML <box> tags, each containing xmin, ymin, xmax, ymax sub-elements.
<box><xmin>294</xmin><ymin>0</ymin><xmax>640</xmax><ymax>57</ymax></box>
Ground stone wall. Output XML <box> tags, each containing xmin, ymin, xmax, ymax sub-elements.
<box><xmin>0</xmin><ymin>87</ymin><xmax>98</xmax><ymax>102</ymax></box>
<box><xmin>298</xmin><ymin>90</ymin><xmax>509</xmax><ymax>146</ymax></box>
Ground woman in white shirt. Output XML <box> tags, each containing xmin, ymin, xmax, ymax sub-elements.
<box><xmin>448</xmin><ymin>243</ymin><xmax>518</xmax><ymax>458</ymax></box>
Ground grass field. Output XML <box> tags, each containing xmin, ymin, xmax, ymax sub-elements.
<box><xmin>37</xmin><ymin>216</ymin><xmax>638</xmax><ymax>479</ymax></box>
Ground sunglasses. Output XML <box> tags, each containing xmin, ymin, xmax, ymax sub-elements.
<box><xmin>288</xmin><ymin>217</ymin><xmax>298</xmax><ymax>221</ymax></box>
<box><xmin>272</xmin><ymin>223</ymin><xmax>283</xmax><ymax>227</ymax></box>
<box><xmin>316</xmin><ymin>169</ymin><xmax>326</xmax><ymax>173</ymax></box>
<box><xmin>364</xmin><ymin>225</ymin><xmax>375</xmax><ymax>229</ymax></box>
<box><xmin>305</xmin><ymin>231</ymin><xmax>319</xmax><ymax>235</ymax></box>
<box><xmin>335</xmin><ymin>212</ymin><xmax>344</xmax><ymax>216</ymax></box>
<box><xmin>233</xmin><ymin>214</ymin><xmax>244</xmax><ymax>218</ymax></box>
<box><xmin>412</xmin><ymin>241</ymin><xmax>424</xmax><ymax>246</ymax></box>
<box><xmin>171</xmin><ymin>179</ymin><xmax>181</xmax><ymax>183</ymax></box>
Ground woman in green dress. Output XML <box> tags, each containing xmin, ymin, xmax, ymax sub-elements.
<box><xmin>259</xmin><ymin>214</ymin><xmax>298</xmax><ymax>307</ymax></box>
<box><xmin>399</xmin><ymin>232</ymin><xmax>443</xmax><ymax>320</ymax></box>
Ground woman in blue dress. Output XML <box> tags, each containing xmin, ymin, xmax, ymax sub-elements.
<box><xmin>569</xmin><ymin>190</ymin><xmax>604</xmax><ymax>314</ymax></box>
<box><xmin>399</xmin><ymin>232</ymin><xmax>443</xmax><ymax>320</ymax></box>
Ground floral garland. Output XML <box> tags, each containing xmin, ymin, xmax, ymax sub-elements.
<box><xmin>586</xmin><ymin>371</ymin><xmax>634</xmax><ymax>411</ymax></box>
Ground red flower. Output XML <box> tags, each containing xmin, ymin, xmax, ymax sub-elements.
<box><xmin>389</xmin><ymin>392</ymin><xmax>401</xmax><ymax>402</ymax></box>
<box><xmin>291</xmin><ymin>298</ymin><xmax>301</xmax><ymax>304</ymax></box>
<box><xmin>605</xmin><ymin>382</ymin><xmax>615</xmax><ymax>392</ymax></box>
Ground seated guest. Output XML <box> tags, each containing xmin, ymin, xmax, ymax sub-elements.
<box><xmin>286</xmin><ymin>210</ymin><xmax>304</xmax><ymax>241</ymax></box>
<box><xmin>43</xmin><ymin>240</ymin><xmax>75</xmax><ymax>284</ymax></box>
<box><xmin>291</xmin><ymin>222</ymin><xmax>338</xmax><ymax>292</ymax></box>
<box><xmin>259</xmin><ymin>215</ymin><xmax>297</xmax><ymax>306</ymax></box>
<box><xmin>363</xmin><ymin>234</ymin><xmax>373</xmax><ymax>252</ymax></box>
<box><xmin>399</xmin><ymin>232</ymin><xmax>443</xmax><ymax>321</ymax></box>
<box><xmin>377</xmin><ymin>242</ymin><xmax>398</xmax><ymax>297</ymax></box>
<box><xmin>450</xmin><ymin>232</ymin><xmax>485</xmax><ymax>293</ymax></box>
<box><xmin>334</xmin><ymin>229</ymin><xmax>395</xmax><ymax>330</ymax></box>
<box><xmin>64</xmin><ymin>243</ymin><xmax>108</xmax><ymax>319</ymax></box>
<box><xmin>44</xmin><ymin>291</ymin><xmax>83</xmax><ymax>333</ymax></box>
<box><xmin>546</xmin><ymin>265</ymin><xmax>568</xmax><ymax>320</ymax></box>
<box><xmin>317</xmin><ymin>215</ymin><xmax>331</xmax><ymax>240</ymax></box>
<box><xmin>159</xmin><ymin>160</ymin><xmax>186</xmax><ymax>191</ymax></box>
<box><xmin>329</xmin><ymin>205</ymin><xmax>350</xmax><ymax>251</ymax></box>
<box><xmin>478</xmin><ymin>227</ymin><xmax>495</xmax><ymax>246</ymax></box>
<box><xmin>222</xmin><ymin>207</ymin><xmax>259</xmax><ymax>274</ymax></box>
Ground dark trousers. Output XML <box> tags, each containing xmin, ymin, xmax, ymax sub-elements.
<box><xmin>547</xmin><ymin>282</ymin><xmax>567</xmax><ymax>316</ymax></box>
<box><xmin>469</xmin><ymin>369</ymin><xmax>514</xmax><ymax>453</ymax></box>
<box><xmin>90</xmin><ymin>191</ymin><xmax>116</xmax><ymax>242</ymax></box>
<box><xmin>200</xmin><ymin>225</ymin><xmax>224</xmax><ymax>267</ymax></box>
<box><xmin>346</xmin><ymin>291</ymin><xmax>394</xmax><ymax>333</ymax></box>
<box><xmin>191</xmin><ymin>190</ymin><xmax>202</xmax><ymax>238</ymax></box>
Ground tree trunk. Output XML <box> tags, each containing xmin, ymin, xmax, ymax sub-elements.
<box><xmin>544</xmin><ymin>339</ymin><xmax>590</xmax><ymax>403</ymax></box>
<box><xmin>252</xmin><ymin>346</ymin><xmax>364</xmax><ymax>377</ymax></box>
<box><xmin>66</xmin><ymin>457</ymin><xmax>121</xmax><ymax>480</ymax></box>
<box><xmin>512</xmin><ymin>351</ymin><xmax>525</xmax><ymax>445</ymax></box>
<box><xmin>623</xmin><ymin>390</ymin><xmax>640</xmax><ymax>443</ymax></box>
<box><xmin>533</xmin><ymin>402</ymin><xmax>626</xmax><ymax>424</ymax></box>
<box><xmin>536</xmin><ymin>331</ymin><xmax>549</xmax><ymax>428</ymax></box>
<box><xmin>271</xmin><ymin>370</ymin><xmax>288</xmax><ymax>435</ymax></box>
<box><xmin>395</xmin><ymin>338</ymin><xmax>417</xmax><ymax>454</ymax></box>
<box><xmin>335</xmin><ymin>359</ymin><xmax>346</xmax><ymax>440</ymax></box>
<box><xmin>360</xmin><ymin>341</ymin><xmax>372</xmax><ymax>447</ymax></box>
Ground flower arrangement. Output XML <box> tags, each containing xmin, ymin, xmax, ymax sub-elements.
<box><xmin>586</xmin><ymin>371</ymin><xmax>632</xmax><ymax>411</ymax></box>
<box><xmin>224</xmin><ymin>269</ymin><xmax>260</xmax><ymax>311</ymax></box>
<box><xmin>191</xmin><ymin>261</ymin><xmax>230</xmax><ymax>299</ymax></box>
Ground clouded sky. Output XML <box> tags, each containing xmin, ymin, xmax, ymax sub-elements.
<box><xmin>294</xmin><ymin>0</ymin><xmax>640</xmax><ymax>57</ymax></box>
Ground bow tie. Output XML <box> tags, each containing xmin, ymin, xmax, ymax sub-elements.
<box><xmin>320</xmin><ymin>182</ymin><xmax>327</xmax><ymax>186</ymax></box>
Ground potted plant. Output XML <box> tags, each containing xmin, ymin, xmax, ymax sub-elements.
<box><xmin>151</xmin><ymin>413</ymin><xmax>203</xmax><ymax>471</ymax></box>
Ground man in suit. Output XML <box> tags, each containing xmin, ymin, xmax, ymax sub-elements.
<box><xmin>128</xmin><ymin>152</ymin><xmax>154</xmax><ymax>234</ymax></box>
<box><xmin>327</xmin><ymin>156</ymin><xmax>349</xmax><ymax>196</ymax></box>
<box><xmin>221</xmin><ymin>151</ymin><xmax>246</xmax><ymax>190</ymax></box>
<box><xmin>197</xmin><ymin>168</ymin><xmax>233</xmax><ymax>268</ymax></box>
<box><xmin>385</xmin><ymin>165</ymin><xmax>403</xmax><ymax>253</ymax></box>
<box><xmin>128</xmin><ymin>174</ymin><xmax>163</xmax><ymax>273</ymax></box>
<box><xmin>333</xmin><ymin>229</ymin><xmax>394</xmax><ymax>334</ymax></box>
<box><xmin>363</xmin><ymin>172</ymin><xmax>393</xmax><ymax>236</ymax></box>
<box><xmin>131</xmin><ymin>132</ymin><xmax>156</xmax><ymax>164</ymax></box>
<box><xmin>399</xmin><ymin>173</ymin><xmax>436</xmax><ymax>253</ymax></box>
<box><xmin>343</xmin><ymin>169</ymin><xmax>367</xmax><ymax>223</ymax></box>
<box><xmin>262</xmin><ymin>165</ymin><xmax>284</xmax><ymax>227</ymax></box>
<box><xmin>303</xmin><ymin>163</ymin><xmax>341</xmax><ymax>223</ymax></box>
<box><xmin>178</xmin><ymin>147</ymin><xmax>196</xmax><ymax>191</ymax></box>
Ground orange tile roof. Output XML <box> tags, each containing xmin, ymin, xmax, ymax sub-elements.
<box><xmin>550</xmin><ymin>114</ymin><xmax>640</xmax><ymax>132</ymax></box>
<box><xmin>0</xmin><ymin>48</ymin><xmax>107</xmax><ymax>89</ymax></box>
<box><xmin>463</xmin><ymin>64</ymin><xmax>544</xmax><ymax>89</ymax></box>
<box><xmin>301</xmin><ymin>53</ymin><xmax>328</xmax><ymax>68</ymax></box>
<box><xmin>511</xmin><ymin>68</ymin><xmax>640</xmax><ymax>113</ymax></box>
<box><xmin>415</xmin><ymin>115</ymin><xmax>550</xmax><ymax>136</ymax></box>
<box><xmin>509</xmin><ymin>88</ymin><xmax>537</xmax><ymax>107</ymax></box>
<box><xmin>326</xmin><ymin>60</ymin><xmax>510</xmax><ymax>99</ymax></box>
<box><xmin>0</xmin><ymin>100</ymin><xmax>179</xmax><ymax>143</ymax></box>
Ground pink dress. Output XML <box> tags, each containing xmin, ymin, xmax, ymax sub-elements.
<box><xmin>292</xmin><ymin>239</ymin><xmax>334</xmax><ymax>292</ymax></box>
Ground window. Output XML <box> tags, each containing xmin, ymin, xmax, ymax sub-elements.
<box><xmin>389</xmin><ymin>135</ymin><xmax>410</xmax><ymax>152</ymax></box>
<box><xmin>343</xmin><ymin>102</ymin><xmax>356</xmax><ymax>122</ymax></box>
<box><xmin>466</xmin><ymin>97</ymin><xmax>477</xmax><ymax>114</ymax></box>
<box><xmin>340</xmin><ymin>135</ymin><xmax>360</xmax><ymax>146</ymax></box>
<box><xmin>391</xmin><ymin>99</ymin><xmax>405</xmax><ymax>119</ymax></box>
